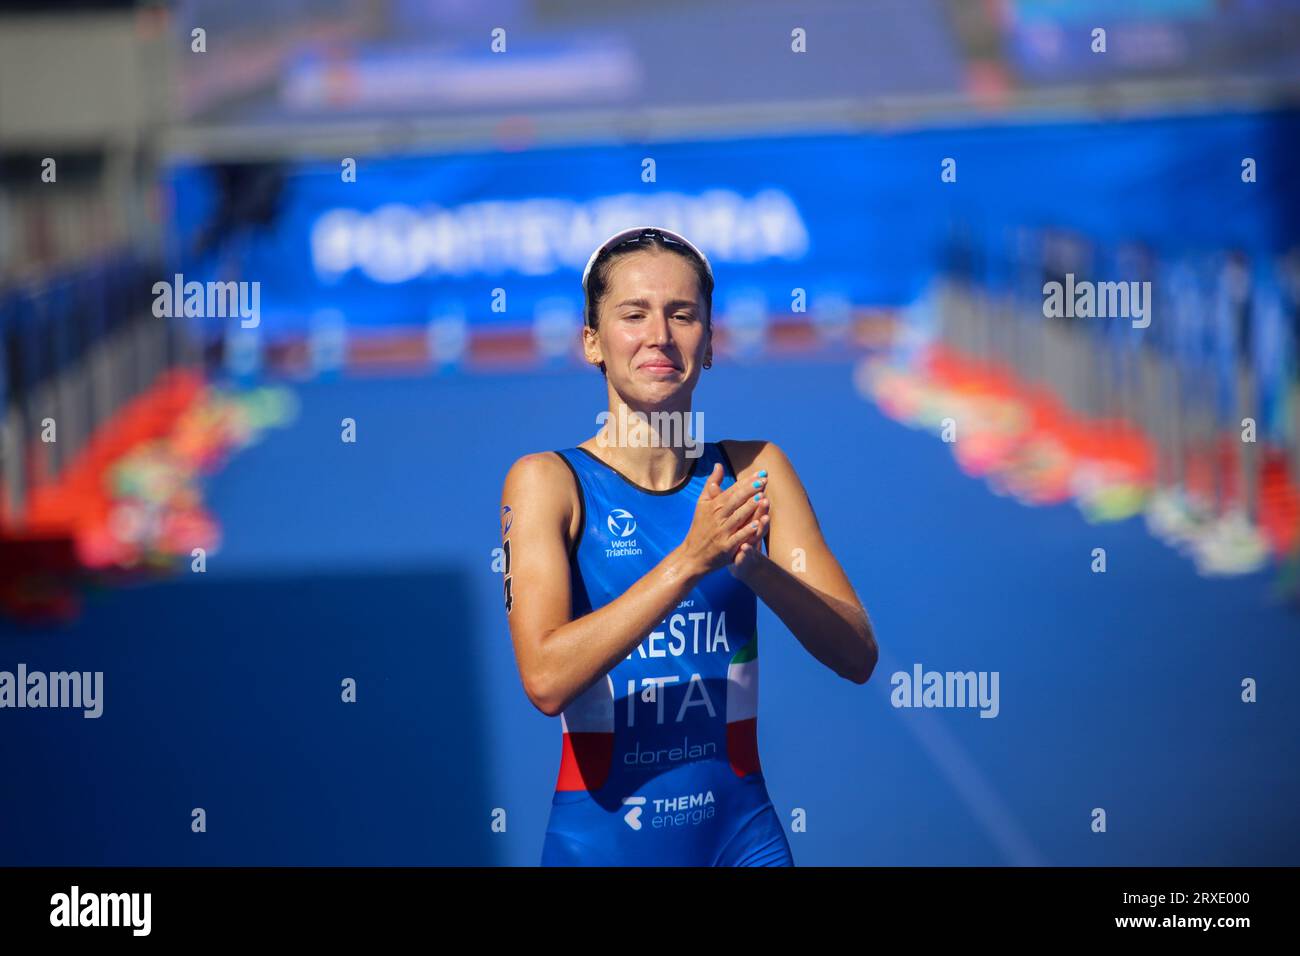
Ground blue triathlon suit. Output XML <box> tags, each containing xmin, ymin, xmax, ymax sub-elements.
<box><xmin>540</xmin><ymin>441</ymin><xmax>793</xmax><ymax>866</ymax></box>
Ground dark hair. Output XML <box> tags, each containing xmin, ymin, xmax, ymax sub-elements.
<box><xmin>583</xmin><ymin>234</ymin><xmax>714</xmax><ymax>332</ymax></box>
<box><xmin>585</xmin><ymin>234</ymin><xmax>717</xmax><ymax>329</ymax></box>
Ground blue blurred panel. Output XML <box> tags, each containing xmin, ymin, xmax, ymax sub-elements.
<box><xmin>0</xmin><ymin>566</ymin><xmax>497</xmax><ymax>865</ymax></box>
<box><xmin>168</xmin><ymin>0</ymin><xmax>1300</xmax><ymax>126</ymax></box>
<box><xmin>278</xmin><ymin>40</ymin><xmax>640</xmax><ymax>118</ymax></box>
<box><xmin>1013</xmin><ymin>0</ymin><xmax>1214</xmax><ymax>21</ymax></box>
<box><xmin>1008</xmin><ymin>0</ymin><xmax>1300</xmax><ymax>82</ymax></box>
<box><xmin>176</xmin><ymin>0</ymin><xmax>961</xmax><ymax>122</ymax></box>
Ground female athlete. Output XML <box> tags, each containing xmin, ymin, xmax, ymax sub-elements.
<box><xmin>500</xmin><ymin>226</ymin><xmax>877</xmax><ymax>866</ymax></box>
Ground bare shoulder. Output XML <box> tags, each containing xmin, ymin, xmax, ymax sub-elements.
<box><xmin>502</xmin><ymin>451</ymin><xmax>580</xmax><ymax>519</ymax></box>
<box><xmin>718</xmin><ymin>439</ymin><xmax>795</xmax><ymax>477</ymax></box>
<box><xmin>503</xmin><ymin>450</ymin><xmax>574</xmax><ymax>488</ymax></box>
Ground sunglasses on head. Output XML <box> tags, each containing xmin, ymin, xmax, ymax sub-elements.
<box><xmin>609</xmin><ymin>229</ymin><xmax>687</xmax><ymax>253</ymax></box>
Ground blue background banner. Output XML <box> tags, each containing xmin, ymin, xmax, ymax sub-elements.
<box><xmin>164</xmin><ymin>110</ymin><xmax>1300</xmax><ymax>335</ymax></box>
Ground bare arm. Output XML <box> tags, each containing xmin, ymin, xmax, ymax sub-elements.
<box><xmin>721</xmin><ymin>440</ymin><xmax>877</xmax><ymax>684</ymax></box>
<box><xmin>501</xmin><ymin>452</ymin><xmax>770</xmax><ymax>717</ymax></box>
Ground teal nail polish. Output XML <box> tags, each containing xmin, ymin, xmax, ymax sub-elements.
<box><xmin>758</xmin><ymin>470</ymin><xmax>767</xmax><ymax>477</ymax></box>
<box><xmin>752</xmin><ymin>480</ymin><xmax>761</xmax><ymax>488</ymax></box>
<box><xmin>754</xmin><ymin>493</ymin><xmax>761</xmax><ymax>502</ymax></box>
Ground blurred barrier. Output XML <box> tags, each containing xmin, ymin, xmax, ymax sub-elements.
<box><xmin>860</xmin><ymin>222</ymin><xmax>1300</xmax><ymax>583</ymax></box>
<box><xmin>0</xmin><ymin>248</ymin><xmax>266</xmax><ymax>623</ymax></box>
<box><xmin>0</xmin><ymin>252</ymin><xmax>196</xmax><ymax>525</ymax></box>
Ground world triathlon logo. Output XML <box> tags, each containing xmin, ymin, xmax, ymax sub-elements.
<box><xmin>605</xmin><ymin>508</ymin><xmax>642</xmax><ymax>558</ymax></box>
<box><xmin>607</xmin><ymin>508</ymin><xmax>637</xmax><ymax>538</ymax></box>
<box><xmin>600</xmin><ymin>509</ymin><xmax>642</xmax><ymax>561</ymax></box>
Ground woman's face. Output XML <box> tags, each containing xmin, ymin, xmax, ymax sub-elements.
<box><xmin>585</xmin><ymin>248</ymin><xmax>711</xmax><ymax>407</ymax></box>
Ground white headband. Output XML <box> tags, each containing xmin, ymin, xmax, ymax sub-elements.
<box><xmin>580</xmin><ymin>226</ymin><xmax>714</xmax><ymax>291</ymax></box>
